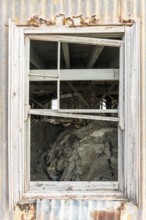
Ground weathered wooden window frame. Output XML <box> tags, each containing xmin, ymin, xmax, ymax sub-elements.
<box><xmin>8</xmin><ymin>21</ymin><xmax>140</xmax><ymax>209</ymax></box>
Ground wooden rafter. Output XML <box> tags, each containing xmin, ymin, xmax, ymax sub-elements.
<box><xmin>62</xmin><ymin>43</ymin><xmax>70</xmax><ymax>68</ymax></box>
<box><xmin>86</xmin><ymin>46</ymin><xmax>104</xmax><ymax>68</ymax></box>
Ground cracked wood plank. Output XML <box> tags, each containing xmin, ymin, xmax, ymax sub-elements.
<box><xmin>28</xmin><ymin>109</ymin><xmax>119</xmax><ymax>122</ymax></box>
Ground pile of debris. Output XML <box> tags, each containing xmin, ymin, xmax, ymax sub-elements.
<box><xmin>31</xmin><ymin>120</ymin><xmax>118</xmax><ymax>181</ymax></box>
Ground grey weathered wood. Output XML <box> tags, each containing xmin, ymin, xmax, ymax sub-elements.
<box><xmin>8</xmin><ymin>20</ymin><xmax>24</xmax><ymax>209</ymax></box>
<box><xmin>86</xmin><ymin>46</ymin><xmax>104</xmax><ymax>68</ymax></box>
<box><xmin>62</xmin><ymin>43</ymin><xmax>70</xmax><ymax>68</ymax></box>
<box><xmin>29</xmin><ymin>70</ymin><xmax>58</xmax><ymax>78</ymax></box>
<box><xmin>24</xmin><ymin>26</ymin><xmax>125</xmax><ymax>35</ymax></box>
<box><xmin>59</xmin><ymin>109</ymin><xmax>118</xmax><ymax>113</ymax></box>
<box><xmin>28</xmin><ymin>35</ymin><xmax>122</xmax><ymax>47</ymax></box>
<box><xmin>30</xmin><ymin>45</ymin><xmax>45</xmax><ymax>69</ymax></box>
<box><xmin>118</xmin><ymin>40</ymin><xmax>124</xmax><ymax>193</ymax></box>
<box><xmin>29</xmin><ymin>76</ymin><xmax>57</xmax><ymax>81</ymax></box>
<box><xmin>8</xmin><ymin>19</ymin><xmax>15</xmax><ymax>210</ymax></box>
<box><xmin>119</xmin><ymin>42</ymin><xmax>124</xmax><ymax>130</ymax></box>
<box><xmin>57</xmin><ymin>41</ymin><xmax>61</xmax><ymax>109</ymax></box>
<box><xmin>20</xmin><ymin>28</ymin><xmax>25</xmax><ymax>201</ymax></box>
<box><xmin>29</xmin><ymin>69</ymin><xmax>119</xmax><ymax>81</ymax></box>
<box><xmin>24</xmin><ymin>191</ymin><xmax>126</xmax><ymax>201</ymax></box>
<box><xmin>124</xmin><ymin>26</ymin><xmax>133</xmax><ymax>201</ymax></box>
<box><xmin>124</xmin><ymin>23</ymin><xmax>140</xmax><ymax>205</ymax></box>
<box><xmin>24</xmin><ymin>37</ymin><xmax>31</xmax><ymax>193</ymax></box>
<box><xmin>8</xmin><ymin>21</ymin><xmax>141</xmax><ymax>207</ymax></box>
<box><xmin>29</xmin><ymin>181</ymin><xmax>119</xmax><ymax>192</ymax></box>
<box><xmin>28</xmin><ymin>109</ymin><xmax>119</xmax><ymax>122</ymax></box>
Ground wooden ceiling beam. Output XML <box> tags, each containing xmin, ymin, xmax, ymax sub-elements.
<box><xmin>62</xmin><ymin>43</ymin><xmax>70</xmax><ymax>69</ymax></box>
<box><xmin>86</xmin><ymin>46</ymin><xmax>104</xmax><ymax>68</ymax></box>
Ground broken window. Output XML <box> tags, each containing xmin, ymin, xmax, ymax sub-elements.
<box><xmin>9</xmin><ymin>22</ymin><xmax>140</xmax><ymax>208</ymax></box>
<box><xmin>28</xmin><ymin>36</ymin><xmax>120</xmax><ymax>181</ymax></box>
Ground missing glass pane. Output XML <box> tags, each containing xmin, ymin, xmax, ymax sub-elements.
<box><xmin>60</xmin><ymin>43</ymin><xmax>120</xmax><ymax>69</ymax></box>
<box><xmin>30</xmin><ymin>40</ymin><xmax>58</xmax><ymax>69</ymax></box>
<box><xmin>60</xmin><ymin>81</ymin><xmax>119</xmax><ymax>110</ymax></box>
<box><xmin>31</xmin><ymin>116</ymin><xmax>118</xmax><ymax>181</ymax></box>
<box><xmin>29</xmin><ymin>81</ymin><xmax>57</xmax><ymax>109</ymax></box>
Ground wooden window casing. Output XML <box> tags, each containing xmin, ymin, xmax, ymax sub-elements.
<box><xmin>8</xmin><ymin>21</ymin><xmax>140</xmax><ymax>209</ymax></box>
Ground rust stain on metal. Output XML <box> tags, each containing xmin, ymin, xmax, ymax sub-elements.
<box><xmin>14</xmin><ymin>203</ymin><xmax>36</xmax><ymax>220</ymax></box>
<box><xmin>119</xmin><ymin>17</ymin><xmax>135</xmax><ymax>24</ymax></box>
<box><xmin>26</xmin><ymin>14</ymin><xmax>135</xmax><ymax>28</ymax></box>
<box><xmin>90</xmin><ymin>202</ymin><xmax>125</xmax><ymax>220</ymax></box>
<box><xmin>27</xmin><ymin>14</ymin><xmax>100</xmax><ymax>27</ymax></box>
<box><xmin>90</xmin><ymin>210</ymin><xmax>120</xmax><ymax>220</ymax></box>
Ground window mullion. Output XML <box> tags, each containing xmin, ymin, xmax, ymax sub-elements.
<box><xmin>118</xmin><ymin>40</ymin><xmax>125</xmax><ymax>192</ymax></box>
<box><xmin>119</xmin><ymin>41</ymin><xmax>124</xmax><ymax>130</ymax></box>
<box><xmin>28</xmin><ymin>109</ymin><xmax>119</xmax><ymax>122</ymax></box>
<box><xmin>57</xmin><ymin>41</ymin><xmax>61</xmax><ymax>110</ymax></box>
<box><xmin>25</xmin><ymin>37</ymin><xmax>31</xmax><ymax>192</ymax></box>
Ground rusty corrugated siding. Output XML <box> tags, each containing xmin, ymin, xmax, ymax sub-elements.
<box><xmin>36</xmin><ymin>200</ymin><xmax>123</xmax><ymax>220</ymax></box>
<box><xmin>0</xmin><ymin>0</ymin><xmax>145</xmax><ymax>219</ymax></box>
<box><xmin>13</xmin><ymin>200</ymin><xmax>141</xmax><ymax>220</ymax></box>
<box><xmin>0</xmin><ymin>0</ymin><xmax>143</xmax><ymax>24</ymax></box>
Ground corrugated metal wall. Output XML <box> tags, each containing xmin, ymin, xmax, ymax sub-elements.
<box><xmin>0</xmin><ymin>0</ymin><xmax>145</xmax><ymax>219</ymax></box>
<box><xmin>0</xmin><ymin>0</ymin><xmax>144</xmax><ymax>23</ymax></box>
<box><xmin>13</xmin><ymin>200</ymin><xmax>141</xmax><ymax>220</ymax></box>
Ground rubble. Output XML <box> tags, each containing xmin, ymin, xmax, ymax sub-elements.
<box><xmin>31</xmin><ymin>120</ymin><xmax>63</xmax><ymax>181</ymax></box>
<box><xmin>31</xmin><ymin>120</ymin><xmax>118</xmax><ymax>181</ymax></box>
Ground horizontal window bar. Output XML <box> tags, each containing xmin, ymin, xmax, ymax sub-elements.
<box><xmin>30</xmin><ymin>181</ymin><xmax>119</xmax><ymax>192</ymax></box>
<box><xmin>28</xmin><ymin>109</ymin><xmax>119</xmax><ymax>122</ymax></box>
<box><xmin>29</xmin><ymin>69</ymin><xmax>119</xmax><ymax>81</ymax></box>
<box><xmin>58</xmin><ymin>109</ymin><xmax>118</xmax><ymax>113</ymax></box>
<box><xmin>28</xmin><ymin>35</ymin><xmax>122</xmax><ymax>47</ymax></box>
